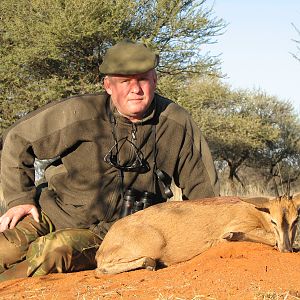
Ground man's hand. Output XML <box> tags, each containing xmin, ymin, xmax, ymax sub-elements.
<box><xmin>0</xmin><ymin>204</ymin><xmax>40</xmax><ymax>232</ymax></box>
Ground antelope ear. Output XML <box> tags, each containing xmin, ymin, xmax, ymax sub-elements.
<box><xmin>239</xmin><ymin>197</ymin><xmax>271</xmax><ymax>213</ymax></box>
<box><xmin>292</xmin><ymin>193</ymin><xmax>300</xmax><ymax>208</ymax></box>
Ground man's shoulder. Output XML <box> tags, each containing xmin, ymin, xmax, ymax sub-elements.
<box><xmin>64</xmin><ymin>92</ymin><xmax>107</xmax><ymax>101</ymax></box>
<box><xmin>155</xmin><ymin>93</ymin><xmax>192</xmax><ymax>124</ymax></box>
<box><xmin>30</xmin><ymin>92</ymin><xmax>108</xmax><ymax>119</ymax></box>
<box><xmin>3</xmin><ymin>92</ymin><xmax>109</xmax><ymax>139</ymax></box>
<box><xmin>57</xmin><ymin>92</ymin><xmax>108</xmax><ymax>106</ymax></box>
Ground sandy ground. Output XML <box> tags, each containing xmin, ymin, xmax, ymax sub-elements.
<box><xmin>0</xmin><ymin>242</ymin><xmax>300</xmax><ymax>300</ymax></box>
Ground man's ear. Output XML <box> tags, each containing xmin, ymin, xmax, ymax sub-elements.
<box><xmin>239</xmin><ymin>196</ymin><xmax>271</xmax><ymax>213</ymax></box>
<box><xmin>103</xmin><ymin>76</ymin><xmax>112</xmax><ymax>95</ymax></box>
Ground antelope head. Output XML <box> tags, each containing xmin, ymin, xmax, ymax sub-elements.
<box><xmin>241</xmin><ymin>193</ymin><xmax>300</xmax><ymax>252</ymax></box>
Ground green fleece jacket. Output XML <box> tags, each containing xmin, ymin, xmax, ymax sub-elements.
<box><xmin>1</xmin><ymin>93</ymin><xmax>219</xmax><ymax>238</ymax></box>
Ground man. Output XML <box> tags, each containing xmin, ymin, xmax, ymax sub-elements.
<box><xmin>0</xmin><ymin>40</ymin><xmax>219</xmax><ymax>281</ymax></box>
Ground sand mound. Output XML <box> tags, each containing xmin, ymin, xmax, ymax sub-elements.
<box><xmin>1</xmin><ymin>242</ymin><xmax>300</xmax><ymax>300</ymax></box>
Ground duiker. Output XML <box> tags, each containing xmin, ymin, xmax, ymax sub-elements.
<box><xmin>95</xmin><ymin>195</ymin><xmax>300</xmax><ymax>275</ymax></box>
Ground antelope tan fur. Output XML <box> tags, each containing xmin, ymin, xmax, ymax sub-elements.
<box><xmin>95</xmin><ymin>195</ymin><xmax>300</xmax><ymax>275</ymax></box>
<box><xmin>0</xmin><ymin>183</ymin><xmax>3</xmax><ymax>203</ymax></box>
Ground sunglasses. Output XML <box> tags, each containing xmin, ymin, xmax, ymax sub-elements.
<box><xmin>104</xmin><ymin>137</ymin><xmax>150</xmax><ymax>173</ymax></box>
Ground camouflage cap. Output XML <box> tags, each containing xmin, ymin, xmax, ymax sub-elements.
<box><xmin>99</xmin><ymin>40</ymin><xmax>159</xmax><ymax>75</ymax></box>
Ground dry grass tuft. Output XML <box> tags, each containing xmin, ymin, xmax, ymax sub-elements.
<box><xmin>254</xmin><ymin>290</ymin><xmax>300</xmax><ymax>300</ymax></box>
<box><xmin>155</xmin><ymin>294</ymin><xmax>217</xmax><ymax>300</ymax></box>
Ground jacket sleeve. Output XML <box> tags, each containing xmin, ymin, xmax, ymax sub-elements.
<box><xmin>0</xmin><ymin>105</ymin><xmax>66</xmax><ymax>208</ymax></box>
<box><xmin>1</xmin><ymin>130</ymin><xmax>37</xmax><ymax>208</ymax></box>
<box><xmin>174</xmin><ymin>117</ymin><xmax>220</xmax><ymax>200</ymax></box>
<box><xmin>0</xmin><ymin>96</ymin><xmax>97</xmax><ymax>209</ymax></box>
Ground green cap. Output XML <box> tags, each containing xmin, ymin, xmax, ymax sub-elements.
<box><xmin>99</xmin><ymin>40</ymin><xmax>159</xmax><ymax>75</ymax></box>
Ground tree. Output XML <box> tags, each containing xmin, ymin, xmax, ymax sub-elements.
<box><xmin>292</xmin><ymin>23</ymin><xmax>300</xmax><ymax>62</ymax></box>
<box><xmin>247</xmin><ymin>94</ymin><xmax>300</xmax><ymax>191</ymax></box>
<box><xmin>0</xmin><ymin>0</ymin><xmax>225</xmax><ymax>135</ymax></box>
<box><xmin>172</xmin><ymin>78</ymin><xmax>280</xmax><ymax>192</ymax></box>
<box><xmin>161</xmin><ymin>76</ymin><xmax>300</xmax><ymax>193</ymax></box>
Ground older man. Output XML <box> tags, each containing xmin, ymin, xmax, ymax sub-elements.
<box><xmin>0</xmin><ymin>40</ymin><xmax>219</xmax><ymax>281</ymax></box>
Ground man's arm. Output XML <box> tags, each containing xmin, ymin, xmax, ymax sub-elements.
<box><xmin>174</xmin><ymin>119</ymin><xmax>220</xmax><ymax>199</ymax></box>
<box><xmin>0</xmin><ymin>125</ymin><xmax>42</xmax><ymax>230</ymax></box>
<box><xmin>1</xmin><ymin>128</ymin><xmax>39</xmax><ymax>209</ymax></box>
<box><xmin>0</xmin><ymin>94</ymin><xmax>106</xmax><ymax>231</ymax></box>
<box><xmin>0</xmin><ymin>99</ymin><xmax>70</xmax><ymax>228</ymax></box>
<box><xmin>1</xmin><ymin>98</ymin><xmax>78</xmax><ymax>209</ymax></box>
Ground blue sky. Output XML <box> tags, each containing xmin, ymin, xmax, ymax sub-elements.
<box><xmin>204</xmin><ymin>0</ymin><xmax>300</xmax><ymax>112</ymax></box>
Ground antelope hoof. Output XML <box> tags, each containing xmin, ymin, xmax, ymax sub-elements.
<box><xmin>222</xmin><ymin>231</ymin><xmax>245</xmax><ymax>241</ymax></box>
<box><xmin>95</xmin><ymin>268</ymin><xmax>108</xmax><ymax>278</ymax></box>
<box><xmin>143</xmin><ymin>257</ymin><xmax>156</xmax><ymax>271</ymax></box>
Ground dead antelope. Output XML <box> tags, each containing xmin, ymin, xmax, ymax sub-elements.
<box><xmin>95</xmin><ymin>194</ymin><xmax>300</xmax><ymax>275</ymax></box>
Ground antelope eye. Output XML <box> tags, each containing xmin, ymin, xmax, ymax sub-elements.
<box><xmin>271</xmin><ymin>220</ymin><xmax>277</xmax><ymax>226</ymax></box>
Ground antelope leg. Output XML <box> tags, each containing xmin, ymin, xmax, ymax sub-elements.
<box><xmin>222</xmin><ymin>231</ymin><xmax>274</xmax><ymax>246</ymax></box>
<box><xmin>95</xmin><ymin>256</ymin><xmax>156</xmax><ymax>276</ymax></box>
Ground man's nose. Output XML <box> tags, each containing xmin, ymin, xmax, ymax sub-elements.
<box><xmin>130</xmin><ymin>80</ymin><xmax>141</xmax><ymax>93</ymax></box>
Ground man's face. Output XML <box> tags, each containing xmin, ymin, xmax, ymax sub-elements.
<box><xmin>104</xmin><ymin>70</ymin><xmax>157</xmax><ymax>122</ymax></box>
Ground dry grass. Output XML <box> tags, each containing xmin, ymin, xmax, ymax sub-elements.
<box><xmin>254</xmin><ymin>290</ymin><xmax>300</xmax><ymax>300</ymax></box>
<box><xmin>220</xmin><ymin>181</ymin><xmax>298</xmax><ymax>197</ymax></box>
<box><xmin>155</xmin><ymin>295</ymin><xmax>217</xmax><ymax>300</ymax></box>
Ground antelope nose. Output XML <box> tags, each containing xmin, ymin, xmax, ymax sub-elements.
<box><xmin>282</xmin><ymin>248</ymin><xmax>293</xmax><ymax>253</ymax></box>
<box><xmin>279</xmin><ymin>246</ymin><xmax>293</xmax><ymax>253</ymax></box>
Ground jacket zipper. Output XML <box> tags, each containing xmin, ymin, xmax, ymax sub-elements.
<box><xmin>104</xmin><ymin>122</ymin><xmax>138</xmax><ymax>221</ymax></box>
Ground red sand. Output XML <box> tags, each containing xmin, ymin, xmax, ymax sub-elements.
<box><xmin>0</xmin><ymin>242</ymin><xmax>300</xmax><ymax>300</ymax></box>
